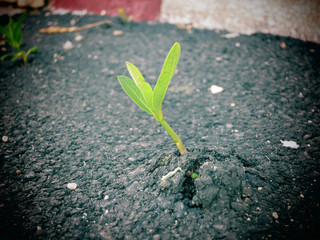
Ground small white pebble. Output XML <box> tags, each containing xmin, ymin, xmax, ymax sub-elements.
<box><xmin>74</xmin><ymin>34</ymin><xmax>84</xmax><ymax>42</ymax></box>
<box><xmin>300</xmin><ymin>193</ymin><xmax>304</xmax><ymax>198</ymax></box>
<box><xmin>272</xmin><ymin>212</ymin><xmax>279</xmax><ymax>219</ymax></box>
<box><xmin>63</xmin><ymin>40</ymin><xmax>74</xmax><ymax>50</ymax></box>
<box><xmin>280</xmin><ymin>140</ymin><xmax>299</xmax><ymax>149</ymax></box>
<box><xmin>210</xmin><ymin>85</ymin><xmax>224</xmax><ymax>94</ymax></box>
<box><xmin>37</xmin><ymin>226</ymin><xmax>42</xmax><ymax>231</ymax></box>
<box><xmin>2</xmin><ymin>136</ymin><xmax>8</xmax><ymax>142</ymax></box>
<box><xmin>230</xmin><ymin>103</ymin><xmax>236</xmax><ymax>107</ymax></box>
<box><xmin>104</xmin><ymin>195</ymin><xmax>109</xmax><ymax>200</ymax></box>
<box><xmin>70</xmin><ymin>19</ymin><xmax>76</xmax><ymax>26</ymax></box>
<box><xmin>235</xmin><ymin>42</ymin><xmax>240</xmax><ymax>47</ymax></box>
<box><xmin>67</xmin><ymin>183</ymin><xmax>77</xmax><ymax>190</ymax></box>
<box><xmin>113</xmin><ymin>30</ymin><xmax>124</xmax><ymax>36</ymax></box>
<box><xmin>258</xmin><ymin>187</ymin><xmax>263</xmax><ymax>191</ymax></box>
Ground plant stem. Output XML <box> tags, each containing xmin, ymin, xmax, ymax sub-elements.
<box><xmin>22</xmin><ymin>51</ymin><xmax>27</xmax><ymax>64</ymax></box>
<box><xmin>159</xmin><ymin>119</ymin><xmax>187</xmax><ymax>154</ymax></box>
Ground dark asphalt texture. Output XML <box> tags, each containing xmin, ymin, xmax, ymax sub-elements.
<box><xmin>0</xmin><ymin>12</ymin><xmax>320</xmax><ymax>239</ymax></box>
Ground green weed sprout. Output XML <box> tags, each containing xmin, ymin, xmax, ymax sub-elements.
<box><xmin>117</xmin><ymin>42</ymin><xmax>187</xmax><ymax>154</ymax></box>
<box><xmin>0</xmin><ymin>13</ymin><xmax>38</xmax><ymax>64</ymax></box>
<box><xmin>117</xmin><ymin>8</ymin><xmax>128</xmax><ymax>24</ymax></box>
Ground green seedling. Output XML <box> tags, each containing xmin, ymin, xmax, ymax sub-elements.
<box><xmin>117</xmin><ymin>42</ymin><xmax>187</xmax><ymax>154</ymax></box>
<box><xmin>118</xmin><ymin>8</ymin><xmax>128</xmax><ymax>24</ymax></box>
<box><xmin>191</xmin><ymin>171</ymin><xmax>199</xmax><ymax>179</ymax></box>
<box><xmin>0</xmin><ymin>13</ymin><xmax>38</xmax><ymax>64</ymax></box>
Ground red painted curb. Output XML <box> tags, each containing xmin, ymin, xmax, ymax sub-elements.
<box><xmin>52</xmin><ymin>0</ymin><xmax>162</xmax><ymax>22</ymax></box>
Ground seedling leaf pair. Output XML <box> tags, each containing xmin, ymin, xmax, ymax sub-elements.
<box><xmin>117</xmin><ymin>42</ymin><xmax>186</xmax><ymax>154</ymax></box>
<box><xmin>118</xmin><ymin>75</ymin><xmax>153</xmax><ymax>115</ymax></box>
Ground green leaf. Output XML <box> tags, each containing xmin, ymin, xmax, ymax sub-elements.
<box><xmin>0</xmin><ymin>25</ymin><xmax>9</xmax><ymax>36</ymax></box>
<box><xmin>11</xmin><ymin>51</ymin><xmax>23</xmax><ymax>62</ymax></box>
<box><xmin>0</xmin><ymin>52</ymin><xmax>16</xmax><ymax>61</ymax></box>
<box><xmin>26</xmin><ymin>46</ymin><xmax>38</xmax><ymax>55</ymax></box>
<box><xmin>191</xmin><ymin>172</ymin><xmax>199</xmax><ymax>179</ymax></box>
<box><xmin>13</xmin><ymin>13</ymin><xmax>26</xmax><ymax>46</ymax></box>
<box><xmin>117</xmin><ymin>75</ymin><xmax>153</xmax><ymax>115</ymax></box>
<box><xmin>7</xmin><ymin>18</ymin><xmax>14</xmax><ymax>41</ymax></box>
<box><xmin>126</xmin><ymin>61</ymin><xmax>153</xmax><ymax>106</ymax></box>
<box><xmin>153</xmin><ymin>42</ymin><xmax>181</xmax><ymax>121</ymax></box>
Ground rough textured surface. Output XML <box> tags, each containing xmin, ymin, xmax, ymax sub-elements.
<box><xmin>0</xmin><ymin>11</ymin><xmax>320</xmax><ymax>239</ymax></box>
<box><xmin>160</xmin><ymin>0</ymin><xmax>320</xmax><ymax>43</ymax></box>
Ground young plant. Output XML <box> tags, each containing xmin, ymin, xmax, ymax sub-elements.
<box><xmin>0</xmin><ymin>13</ymin><xmax>38</xmax><ymax>64</ymax></box>
<box><xmin>117</xmin><ymin>8</ymin><xmax>128</xmax><ymax>24</ymax></box>
<box><xmin>117</xmin><ymin>42</ymin><xmax>187</xmax><ymax>154</ymax></box>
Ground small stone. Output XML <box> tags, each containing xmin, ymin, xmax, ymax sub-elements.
<box><xmin>235</xmin><ymin>42</ymin><xmax>240</xmax><ymax>47</ymax></box>
<box><xmin>74</xmin><ymin>34</ymin><xmax>84</xmax><ymax>41</ymax></box>
<box><xmin>213</xmin><ymin>224</ymin><xmax>226</xmax><ymax>231</ymax></box>
<box><xmin>280</xmin><ymin>140</ymin><xmax>299</xmax><ymax>149</ymax></box>
<box><xmin>104</xmin><ymin>195</ymin><xmax>109</xmax><ymax>200</ymax></box>
<box><xmin>210</xmin><ymin>85</ymin><xmax>224</xmax><ymax>94</ymax></box>
<box><xmin>230</xmin><ymin>103</ymin><xmax>236</xmax><ymax>107</ymax></box>
<box><xmin>300</xmin><ymin>193</ymin><xmax>304</xmax><ymax>198</ymax></box>
<box><xmin>16</xmin><ymin>170</ymin><xmax>22</xmax><ymax>175</ymax></box>
<box><xmin>280</xmin><ymin>42</ymin><xmax>286</xmax><ymax>48</ymax></box>
<box><xmin>113</xmin><ymin>30</ymin><xmax>123</xmax><ymax>36</ymax></box>
<box><xmin>37</xmin><ymin>226</ymin><xmax>42</xmax><ymax>231</ymax></box>
<box><xmin>67</xmin><ymin>183</ymin><xmax>77</xmax><ymax>190</ymax></box>
<box><xmin>153</xmin><ymin>234</ymin><xmax>161</xmax><ymax>240</ymax></box>
<box><xmin>2</xmin><ymin>136</ymin><xmax>8</xmax><ymax>142</ymax></box>
<box><xmin>272</xmin><ymin>212</ymin><xmax>279</xmax><ymax>219</ymax></box>
<box><xmin>63</xmin><ymin>40</ymin><xmax>74</xmax><ymax>50</ymax></box>
<box><xmin>258</xmin><ymin>187</ymin><xmax>263</xmax><ymax>191</ymax></box>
